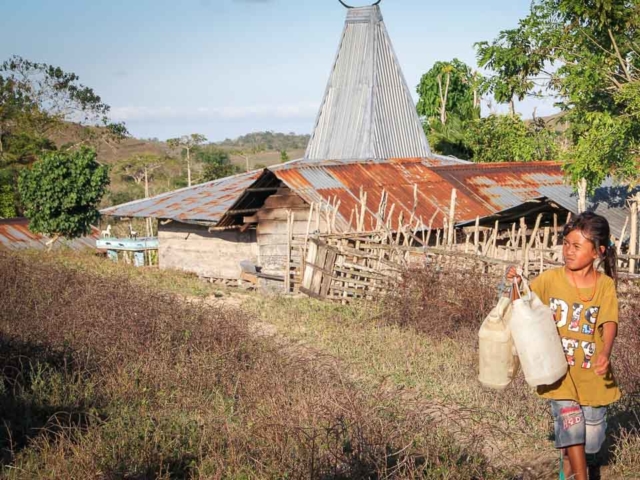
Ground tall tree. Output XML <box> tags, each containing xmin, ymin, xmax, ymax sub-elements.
<box><xmin>167</xmin><ymin>134</ymin><xmax>207</xmax><ymax>187</ymax></box>
<box><xmin>466</xmin><ymin>114</ymin><xmax>559</xmax><ymax>163</ymax></box>
<box><xmin>0</xmin><ymin>56</ymin><xmax>127</xmax><ymax>216</ymax></box>
<box><xmin>114</xmin><ymin>154</ymin><xmax>163</xmax><ymax>198</ymax></box>
<box><xmin>476</xmin><ymin>0</ymin><xmax>640</xmax><ymax>189</ymax></box>
<box><xmin>416</xmin><ymin>59</ymin><xmax>484</xmax><ymax>126</ymax></box>
<box><xmin>18</xmin><ymin>147</ymin><xmax>109</xmax><ymax>245</ymax></box>
<box><xmin>0</xmin><ymin>56</ymin><xmax>127</xmax><ymax>160</ymax></box>
<box><xmin>197</xmin><ymin>147</ymin><xmax>239</xmax><ymax>182</ymax></box>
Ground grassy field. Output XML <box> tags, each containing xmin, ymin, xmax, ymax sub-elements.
<box><xmin>1</xmin><ymin>250</ymin><xmax>638</xmax><ymax>479</ymax></box>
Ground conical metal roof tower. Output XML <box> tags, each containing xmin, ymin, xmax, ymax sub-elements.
<box><xmin>304</xmin><ymin>4</ymin><xmax>431</xmax><ymax>162</ymax></box>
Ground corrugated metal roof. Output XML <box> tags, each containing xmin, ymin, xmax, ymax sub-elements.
<box><xmin>538</xmin><ymin>179</ymin><xmax>640</xmax><ymax>239</ymax></box>
<box><xmin>273</xmin><ymin>161</ymin><xmax>582</xmax><ymax>232</ymax></box>
<box><xmin>0</xmin><ymin>218</ymin><xmax>98</xmax><ymax>251</ymax></box>
<box><xmin>431</xmin><ymin>162</ymin><xmax>567</xmax><ymax>220</ymax></box>
<box><xmin>274</xmin><ymin>161</ymin><xmax>497</xmax><ymax>231</ymax></box>
<box><xmin>304</xmin><ymin>5</ymin><xmax>432</xmax><ymax>161</ymax></box>
<box><xmin>100</xmin><ymin>170</ymin><xmax>262</xmax><ymax>223</ymax></box>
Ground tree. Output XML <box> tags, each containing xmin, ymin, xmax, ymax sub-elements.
<box><xmin>18</xmin><ymin>147</ymin><xmax>109</xmax><ymax>244</ymax></box>
<box><xmin>416</xmin><ymin>59</ymin><xmax>484</xmax><ymax>126</ymax></box>
<box><xmin>475</xmin><ymin>22</ymin><xmax>550</xmax><ymax>115</ymax></box>
<box><xmin>166</xmin><ymin>134</ymin><xmax>207</xmax><ymax>187</ymax></box>
<box><xmin>197</xmin><ymin>147</ymin><xmax>239</xmax><ymax>182</ymax></box>
<box><xmin>0</xmin><ymin>56</ymin><xmax>127</xmax><ymax>217</ymax></box>
<box><xmin>0</xmin><ymin>56</ymin><xmax>128</xmax><ymax>161</ymax></box>
<box><xmin>114</xmin><ymin>154</ymin><xmax>163</xmax><ymax>198</ymax></box>
<box><xmin>475</xmin><ymin>0</ymin><xmax>640</xmax><ymax>190</ymax></box>
<box><xmin>466</xmin><ymin>114</ymin><xmax>559</xmax><ymax>163</ymax></box>
<box><xmin>280</xmin><ymin>149</ymin><xmax>289</xmax><ymax>162</ymax></box>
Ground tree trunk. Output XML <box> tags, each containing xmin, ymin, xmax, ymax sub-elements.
<box><xmin>629</xmin><ymin>194</ymin><xmax>639</xmax><ymax>274</ymax></box>
<box><xmin>509</xmin><ymin>98</ymin><xmax>516</xmax><ymax>116</ymax></box>
<box><xmin>577</xmin><ymin>178</ymin><xmax>587</xmax><ymax>213</ymax></box>
<box><xmin>144</xmin><ymin>166</ymin><xmax>149</xmax><ymax>198</ymax></box>
<box><xmin>186</xmin><ymin>146</ymin><xmax>192</xmax><ymax>187</ymax></box>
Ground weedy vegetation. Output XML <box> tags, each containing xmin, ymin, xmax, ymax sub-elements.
<box><xmin>1</xmin><ymin>251</ymin><xmax>638</xmax><ymax>479</ymax></box>
<box><xmin>0</xmin><ymin>251</ymin><xmax>511</xmax><ymax>479</ymax></box>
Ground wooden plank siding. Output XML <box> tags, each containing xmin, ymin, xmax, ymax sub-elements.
<box><xmin>158</xmin><ymin>223</ymin><xmax>258</xmax><ymax>280</ymax></box>
<box><xmin>255</xmin><ymin>187</ymin><xmax>326</xmax><ymax>280</ymax></box>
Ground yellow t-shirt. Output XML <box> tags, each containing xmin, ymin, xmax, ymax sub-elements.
<box><xmin>530</xmin><ymin>267</ymin><xmax>620</xmax><ymax>406</ymax></box>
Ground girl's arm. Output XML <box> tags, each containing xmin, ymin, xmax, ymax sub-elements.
<box><xmin>595</xmin><ymin>322</ymin><xmax>618</xmax><ymax>376</ymax></box>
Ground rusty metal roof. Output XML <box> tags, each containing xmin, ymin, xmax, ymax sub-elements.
<box><xmin>100</xmin><ymin>170</ymin><xmax>262</xmax><ymax>223</ymax></box>
<box><xmin>0</xmin><ymin>218</ymin><xmax>99</xmax><ymax>251</ymax></box>
<box><xmin>274</xmin><ymin>161</ymin><xmax>569</xmax><ymax>231</ymax></box>
<box><xmin>304</xmin><ymin>5</ymin><xmax>433</xmax><ymax>161</ymax></box>
<box><xmin>276</xmin><ymin>160</ymin><xmax>490</xmax><ymax>231</ymax></box>
<box><xmin>101</xmin><ymin>159</ymin><xmax>573</xmax><ymax>232</ymax></box>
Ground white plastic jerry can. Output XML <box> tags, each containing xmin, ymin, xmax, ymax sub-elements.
<box><xmin>510</xmin><ymin>278</ymin><xmax>568</xmax><ymax>387</ymax></box>
<box><xmin>478</xmin><ymin>296</ymin><xmax>519</xmax><ymax>390</ymax></box>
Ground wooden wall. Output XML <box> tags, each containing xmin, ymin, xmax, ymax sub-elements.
<box><xmin>256</xmin><ymin>188</ymin><xmax>326</xmax><ymax>279</ymax></box>
<box><xmin>158</xmin><ymin>222</ymin><xmax>258</xmax><ymax>279</ymax></box>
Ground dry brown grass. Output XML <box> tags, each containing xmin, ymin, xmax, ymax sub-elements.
<box><xmin>0</xmin><ymin>251</ymin><xmax>507</xmax><ymax>479</ymax></box>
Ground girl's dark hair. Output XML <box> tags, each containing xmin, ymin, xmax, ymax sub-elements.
<box><xmin>563</xmin><ymin>211</ymin><xmax>618</xmax><ymax>283</ymax></box>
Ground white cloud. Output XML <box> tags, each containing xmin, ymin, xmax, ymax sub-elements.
<box><xmin>110</xmin><ymin>103</ymin><xmax>319</xmax><ymax>122</ymax></box>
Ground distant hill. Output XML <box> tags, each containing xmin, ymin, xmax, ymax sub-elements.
<box><xmin>48</xmin><ymin>126</ymin><xmax>311</xmax><ymax>207</ymax></box>
<box><xmin>50</xmin><ymin>122</ymin><xmax>171</xmax><ymax>165</ymax></box>
<box><xmin>217</xmin><ymin>131</ymin><xmax>310</xmax><ymax>151</ymax></box>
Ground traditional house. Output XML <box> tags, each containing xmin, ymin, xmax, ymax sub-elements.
<box><xmin>101</xmin><ymin>4</ymin><xmax>637</xmax><ymax>284</ymax></box>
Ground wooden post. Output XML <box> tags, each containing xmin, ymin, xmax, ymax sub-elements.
<box><xmin>473</xmin><ymin>216</ymin><xmax>480</xmax><ymax>252</ymax></box>
<box><xmin>520</xmin><ymin>217</ymin><xmax>528</xmax><ymax>274</ymax></box>
<box><xmin>629</xmin><ymin>195</ymin><xmax>639</xmax><ymax>274</ymax></box>
<box><xmin>448</xmin><ymin>188</ymin><xmax>456</xmax><ymax>246</ymax></box>
<box><xmin>285</xmin><ymin>210</ymin><xmax>292</xmax><ymax>294</ymax></box>
<box><xmin>617</xmin><ymin>215</ymin><xmax>629</xmax><ymax>255</ymax></box>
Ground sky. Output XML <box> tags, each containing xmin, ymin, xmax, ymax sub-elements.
<box><xmin>1</xmin><ymin>0</ymin><xmax>560</xmax><ymax>142</ymax></box>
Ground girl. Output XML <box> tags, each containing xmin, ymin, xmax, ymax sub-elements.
<box><xmin>507</xmin><ymin>212</ymin><xmax>620</xmax><ymax>480</ymax></box>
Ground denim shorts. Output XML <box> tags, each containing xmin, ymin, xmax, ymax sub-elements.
<box><xmin>550</xmin><ymin>400</ymin><xmax>607</xmax><ymax>454</ymax></box>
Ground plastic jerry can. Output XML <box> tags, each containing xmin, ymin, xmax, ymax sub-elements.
<box><xmin>510</xmin><ymin>278</ymin><xmax>568</xmax><ymax>387</ymax></box>
<box><xmin>478</xmin><ymin>296</ymin><xmax>519</xmax><ymax>390</ymax></box>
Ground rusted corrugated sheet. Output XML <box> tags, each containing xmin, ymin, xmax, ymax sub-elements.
<box><xmin>274</xmin><ymin>161</ymin><xmax>571</xmax><ymax>232</ymax></box>
<box><xmin>100</xmin><ymin>170</ymin><xmax>262</xmax><ymax>223</ymax></box>
<box><xmin>431</xmin><ymin>162</ymin><xmax>566</xmax><ymax>220</ymax></box>
<box><xmin>274</xmin><ymin>161</ymin><xmax>501</xmax><ymax>231</ymax></box>
<box><xmin>0</xmin><ymin>218</ymin><xmax>98</xmax><ymax>251</ymax></box>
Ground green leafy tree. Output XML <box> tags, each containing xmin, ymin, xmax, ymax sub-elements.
<box><xmin>167</xmin><ymin>133</ymin><xmax>207</xmax><ymax>187</ymax></box>
<box><xmin>0</xmin><ymin>56</ymin><xmax>128</xmax><ymax>162</ymax></box>
<box><xmin>198</xmin><ymin>147</ymin><xmax>239</xmax><ymax>182</ymax></box>
<box><xmin>476</xmin><ymin>0</ymin><xmax>640</xmax><ymax>189</ymax></box>
<box><xmin>466</xmin><ymin>114</ymin><xmax>559</xmax><ymax>163</ymax></box>
<box><xmin>416</xmin><ymin>59</ymin><xmax>484</xmax><ymax>125</ymax></box>
<box><xmin>475</xmin><ymin>21</ymin><xmax>550</xmax><ymax>115</ymax></box>
<box><xmin>280</xmin><ymin>149</ymin><xmax>289</xmax><ymax>162</ymax></box>
<box><xmin>0</xmin><ymin>168</ymin><xmax>16</xmax><ymax>217</ymax></box>
<box><xmin>427</xmin><ymin>115</ymin><xmax>474</xmax><ymax>159</ymax></box>
<box><xmin>1</xmin><ymin>56</ymin><xmax>126</xmax><ymax>216</ymax></box>
<box><xmin>18</xmin><ymin>147</ymin><xmax>109</xmax><ymax>244</ymax></box>
<box><xmin>114</xmin><ymin>154</ymin><xmax>163</xmax><ymax>198</ymax></box>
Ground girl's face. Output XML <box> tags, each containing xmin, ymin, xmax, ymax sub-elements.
<box><xmin>562</xmin><ymin>229</ymin><xmax>600</xmax><ymax>271</ymax></box>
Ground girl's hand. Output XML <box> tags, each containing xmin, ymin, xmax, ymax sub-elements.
<box><xmin>594</xmin><ymin>353</ymin><xmax>610</xmax><ymax>376</ymax></box>
<box><xmin>505</xmin><ymin>265</ymin><xmax>522</xmax><ymax>285</ymax></box>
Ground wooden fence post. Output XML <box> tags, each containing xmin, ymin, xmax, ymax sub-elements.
<box><xmin>629</xmin><ymin>195</ymin><xmax>639</xmax><ymax>274</ymax></box>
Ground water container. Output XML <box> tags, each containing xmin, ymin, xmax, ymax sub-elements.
<box><xmin>478</xmin><ymin>296</ymin><xmax>519</xmax><ymax>390</ymax></box>
<box><xmin>510</xmin><ymin>278</ymin><xmax>568</xmax><ymax>387</ymax></box>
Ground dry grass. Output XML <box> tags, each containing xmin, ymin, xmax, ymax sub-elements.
<box><xmin>251</xmin><ymin>266</ymin><xmax>640</xmax><ymax>478</ymax></box>
<box><xmin>0</xmin><ymin>251</ymin><xmax>507</xmax><ymax>479</ymax></box>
